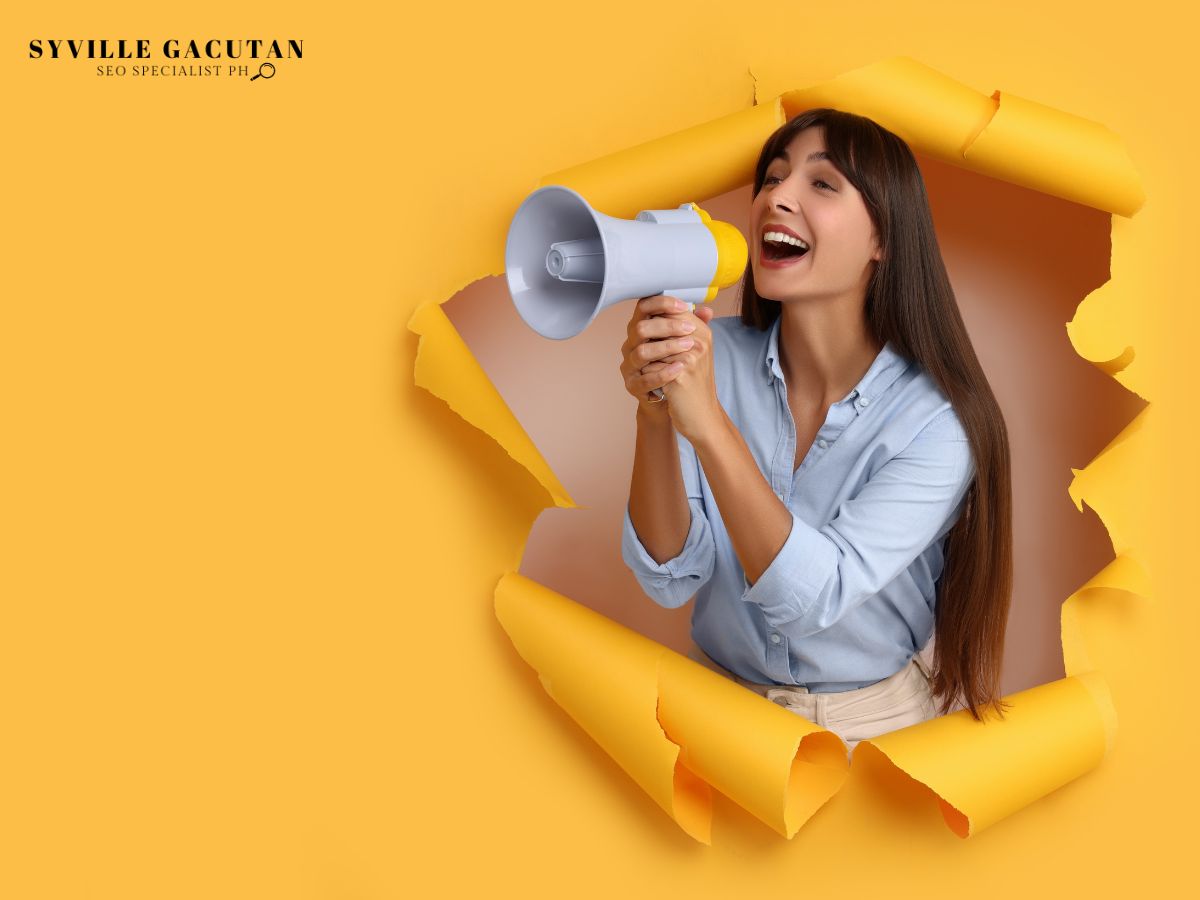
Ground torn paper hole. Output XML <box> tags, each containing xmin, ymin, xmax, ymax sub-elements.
<box><xmin>410</xmin><ymin>58</ymin><xmax>1142</xmax><ymax>844</ymax></box>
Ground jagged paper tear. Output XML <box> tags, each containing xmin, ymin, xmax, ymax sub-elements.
<box><xmin>407</xmin><ymin>56</ymin><xmax>1146</xmax><ymax>840</ymax></box>
<box><xmin>496</xmin><ymin>573</ymin><xmax>849</xmax><ymax>843</ymax></box>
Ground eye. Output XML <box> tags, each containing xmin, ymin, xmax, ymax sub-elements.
<box><xmin>813</xmin><ymin>179</ymin><xmax>835</xmax><ymax>191</ymax></box>
<box><xmin>763</xmin><ymin>174</ymin><xmax>781</xmax><ymax>185</ymax></box>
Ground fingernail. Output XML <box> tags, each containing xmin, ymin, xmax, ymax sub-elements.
<box><xmin>674</xmin><ymin>299</ymin><xmax>687</xmax><ymax>310</ymax></box>
<box><xmin>678</xmin><ymin>338</ymin><xmax>694</xmax><ymax>349</ymax></box>
<box><xmin>681</xmin><ymin>323</ymin><xmax>696</xmax><ymax>333</ymax></box>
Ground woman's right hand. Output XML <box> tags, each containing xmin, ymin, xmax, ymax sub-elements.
<box><xmin>619</xmin><ymin>295</ymin><xmax>708</xmax><ymax>413</ymax></box>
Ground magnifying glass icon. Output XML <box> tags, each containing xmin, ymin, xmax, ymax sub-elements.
<box><xmin>250</xmin><ymin>62</ymin><xmax>276</xmax><ymax>82</ymax></box>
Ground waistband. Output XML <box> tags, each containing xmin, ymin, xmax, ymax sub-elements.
<box><xmin>687</xmin><ymin>642</ymin><xmax>932</xmax><ymax>696</ymax></box>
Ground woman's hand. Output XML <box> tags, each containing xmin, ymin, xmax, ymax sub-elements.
<box><xmin>619</xmin><ymin>295</ymin><xmax>722</xmax><ymax>442</ymax></box>
<box><xmin>620</xmin><ymin>295</ymin><xmax>694</xmax><ymax>411</ymax></box>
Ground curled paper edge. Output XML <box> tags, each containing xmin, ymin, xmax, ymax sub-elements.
<box><xmin>776</xmin><ymin>56</ymin><xmax>1144</xmax><ymax>216</ymax></box>
<box><xmin>408</xmin><ymin>299</ymin><xmax>575</xmax><ymax>510</ymax></box>
<box><xmin>859</xmin><ymin>671</ymin><xmax>1118</xmax><ymax>838</ymax></box>
<box><xmin>495</xmin><ymin>572</ymin><xmax>851</xmax><ymax>842</ymax></box>
<box><xmin>409</xmin><ymin>55</ymin><xmax>1149</xmax><ymax>839</ymax></box>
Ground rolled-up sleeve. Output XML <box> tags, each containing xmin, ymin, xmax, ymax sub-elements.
<box><xmin>621</xmin><ymin>431</ymin><xmax>716</xmax><ymax>609</ymax></box>
<box><xmin>741</xmin><ymin>408</ymin><xmax>975</xmax><ymax>634</ymax></box>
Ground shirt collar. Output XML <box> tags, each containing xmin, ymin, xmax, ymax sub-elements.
<box><xmin>763</xmin><ymin>316</ymin><xmax>909</xmax><ymax>410</ymax></box>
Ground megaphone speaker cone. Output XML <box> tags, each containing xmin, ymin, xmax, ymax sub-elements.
<box><xmin>504</xmin><ymin>185</ymin><xmax>746</xmax><ymax>340</ymax></box>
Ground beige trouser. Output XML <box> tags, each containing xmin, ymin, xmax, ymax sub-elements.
<box><xmin>686</xmin><ymin>642</ymin><xmax>939</xmax><ymax>755</ymax></box>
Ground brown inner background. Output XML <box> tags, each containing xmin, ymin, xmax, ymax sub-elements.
<box><xmin>445</xmin><ymin>154</ymin><xmax>1144</xmax><ymax>696</ymax></box>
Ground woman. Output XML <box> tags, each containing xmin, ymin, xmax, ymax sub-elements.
<box><xmin>619</xmin><ymin>107</ymin><xmax>1013</xmax><ymax>754</ymax></box>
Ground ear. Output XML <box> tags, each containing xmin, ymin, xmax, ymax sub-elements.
<box><xmin>866</xmin><ymin>227</ymin><xmax>883</xmax><ymax>263</ymax></box>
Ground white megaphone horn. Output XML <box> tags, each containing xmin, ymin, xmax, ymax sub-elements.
<box><xmin>504</xmin><ymin>185</ymin><xmax>748</xmax><ymax>342</ymax></box>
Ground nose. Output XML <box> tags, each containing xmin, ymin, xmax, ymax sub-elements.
<box><xmin>759</xmin><ymin>179</ymin><xmax>800</xmax><ymax>224</ymax></box>
<box><xmin>771</xmin><ymin>192</ymin><xmax>796</xmax><ymax>214</ymax></box>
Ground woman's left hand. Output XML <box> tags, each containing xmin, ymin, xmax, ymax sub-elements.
<box><xmin>653</xmin><ymin>303</ymin><xmax>724</xmax><ymax>443</ymax></box>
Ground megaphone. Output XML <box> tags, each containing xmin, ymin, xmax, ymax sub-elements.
<box><xmin>504</xmin><ymin>185</ymin><xmax>748</xmax><ymax>341</ymax></box>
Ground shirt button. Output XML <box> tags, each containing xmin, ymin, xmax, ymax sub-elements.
<box><xmin>859</xmin><ymin>397</ymin><xmax>871</xmax><ymax>407</ymax></box>
<box><xmin>770</xmin><ymin>633</ymin><xmax>781</xmax><ymax>644</ymax></box>
<box><xmin>817</xmin><ymin>439</ymin><xmax>828</xmax><ymax>449</ymax></box>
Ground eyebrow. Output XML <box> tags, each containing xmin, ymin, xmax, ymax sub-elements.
<box><xmin>772</xmin><ymin>149</ymin><xmax>831</xmax><ymax>164</ymax></box>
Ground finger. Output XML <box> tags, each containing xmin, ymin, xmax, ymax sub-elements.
<box><xmin>634</xmin><ymin>335</ymin><xmax>695</xmax><ymax>366</ymax></box>
<box><xmin>622</xmin><ymin>350</ymin><xmax>683</xmax><ymax>382</ymax></box>
<box><xmin>628</xmin><ymin>360</ymin><xmax>685</xmax><ymax>395</ymax></box>
<box><xmin>643</xmin><ymin>348</ymin><xmax>689</xmax><ymax>370</ymax></box>
<box><xmin>635</xmin><ymin>294</ymin><xmax>691</xmax><ymax>320</ymax></box>
<box><xmin>633</xmin><ymin>314</ymin><xmax>698</xmax><ymax>343</ymax></box>
<box><xmin>622</xmin><ymin>335</ymin><xmax>689</xmax><ymax>370</ymax></box>
<box><xmin>694</xmin><ymin>305</ymin><xmax>716</xmax><ymax>324</ymax></box>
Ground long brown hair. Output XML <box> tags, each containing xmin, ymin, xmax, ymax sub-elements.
<box><xmin>740</xmin><ymin>108</ymin><xmax>1013</xmax><ymax>721</ymax></box>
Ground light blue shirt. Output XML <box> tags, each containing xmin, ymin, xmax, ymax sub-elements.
<box><xmin>621</xmin><ymin>315</ymin><xmax>975</xmax><ymax>692</ymax></box>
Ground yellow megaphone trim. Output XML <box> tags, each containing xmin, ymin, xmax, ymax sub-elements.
<box><xmin>688</xmin><ymin>203</ymin><xmax>749</xmax><ymax>303</ymax></box>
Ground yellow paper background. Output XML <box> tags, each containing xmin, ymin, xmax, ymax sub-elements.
<box><xmin>452</xmin><ymin>56</ymin><xmax>1134</xmax><ymax>843</ymax></box>
<box><xmin>1</xmin><ymin>2</ymin><xmax>1190</xmax><ymax>898</ymax></box>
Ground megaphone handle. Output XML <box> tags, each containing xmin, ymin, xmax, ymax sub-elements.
<box><xmin>647</xmin><ymin>300</ymin><xmax>696</xmax><ymax>401</ymax></box>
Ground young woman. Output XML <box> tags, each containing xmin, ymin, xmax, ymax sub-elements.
<box><xmin>619</xmin><ymin>107</ymin><xmax>1013</xmax><ymax>753</ymax></box>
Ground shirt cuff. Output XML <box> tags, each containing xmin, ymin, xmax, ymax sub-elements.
<box><xmin>621</xmin><ymin>500</ymin><xmax>714</xmax><ymax>609</ymax></box>
<box><xmin>740</xmin><ymin>512</ymin><xmax>837</xmax><ymax>628</ymax></box>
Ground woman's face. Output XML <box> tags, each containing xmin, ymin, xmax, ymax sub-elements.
<box><xmin>750</xmin><ymin>126</ymin><xmax>882</xmax><ymax>305</ymax></box>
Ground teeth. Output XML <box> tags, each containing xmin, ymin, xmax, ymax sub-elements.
<box><xmin>763</xmin><ymin>231</ymin><xmax>809</xmax><ymax>250</ymax></box>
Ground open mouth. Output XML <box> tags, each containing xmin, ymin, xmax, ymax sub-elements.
<box><xmin>761</xmin><ymin>232</ymin><xmax>810</xmax><ymax>262</ymax></box>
